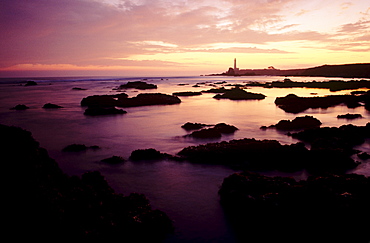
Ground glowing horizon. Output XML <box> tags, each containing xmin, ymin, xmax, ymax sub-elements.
<box><xmin>1</xmin><ymin>0</ymin><xmax>369</xmax><ymax>77</ymax></box>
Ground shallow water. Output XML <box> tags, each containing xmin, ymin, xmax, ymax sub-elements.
<box><xmin>1</xmin><ymin>75</ymin><xmax>369</xmax><ymax>242</ymax></box>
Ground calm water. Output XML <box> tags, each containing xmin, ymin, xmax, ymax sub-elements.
<box><xmin>1</xmin><ymin>75</ymin><xmax>369</xmax><ymax>242</ymax></box>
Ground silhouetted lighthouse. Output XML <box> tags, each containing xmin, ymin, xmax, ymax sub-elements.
<box><xmin>234</xmin><ymin>58</ymin><xmax>237</xmax><ymax>70</ymax></box>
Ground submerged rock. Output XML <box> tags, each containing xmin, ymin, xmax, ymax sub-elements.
<box><xmin>101</xmin><ymin>156</ymin><xmax>125</xmax><ymax>164</ymax></box>
<box><xmin>129</xmin><ymin>148</ymin><xmax>177</xmax><ymax>161</ymax></box>
<box><xmin>62</xmin><ymin>144</ymin><xmax>100</xmax><ymax>152</ymax></box>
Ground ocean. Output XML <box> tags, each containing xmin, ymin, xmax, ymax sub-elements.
<box><xmin>1</xmin><ymin>75</ymin><xmax>369</xmax><ymax>242</ymax></box>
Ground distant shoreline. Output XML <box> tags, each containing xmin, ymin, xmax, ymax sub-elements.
<box><xmin>207</xmin><ymin>63</ymin><xmax>370</xmax><ymax>79</ymax></box>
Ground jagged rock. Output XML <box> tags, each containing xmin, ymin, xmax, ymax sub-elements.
<box><xmin>337</xmin><ymin>113</ymin><xmax>362</xmax><ymax>119</ymax></box>
<box><xmin>117</xmin><ymin>81</ymin><xmax>157</xmax><ymax>90</ymax></box>
<box><xmin>10</xmin><ymin>104</ymin><xmax>29</xmax><ymax>110</ymax></box>
<box><xmin>43</xmin><ymin>103</ymin><xmax>63</xmax><ymax>108</ymax></box>
<box><xmin>84</xmin><ymin>106</ymin><xmax>127</xmax><ymax>116</ymax></box>
<box><xmin>185</xmin><ymin>123</ymin><xmax>238</xmax><ymax>139</ymax></box>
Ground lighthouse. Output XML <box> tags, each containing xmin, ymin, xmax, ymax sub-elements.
<box><xmin>233</xmin><ymin>58</ymin><xmax>239</xmax><ymax>74</ymax></box>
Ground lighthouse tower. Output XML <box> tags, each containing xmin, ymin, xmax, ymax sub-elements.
<box><xmin>233</xmin><ymin>58</ymin><xmax>239</xmax><ymax>74</ymax></box>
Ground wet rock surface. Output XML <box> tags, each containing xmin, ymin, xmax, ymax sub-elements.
<box><xmin>1</xmin><ymin>124</ymin><xmax>174</xmax><ymax>241</ymax></box>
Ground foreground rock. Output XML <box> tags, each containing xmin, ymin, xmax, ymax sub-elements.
<box><xmin>178</xmin><ymin>137</ymin><xmax>360</xmax><ymax>174</ymax></box>
<box><xmin>81</xmin><ymin>93</ymin><xmax>181</xmax><ymax>108</ymax></box>
<box><xmin>1</xmin><ymin>124</ymin><xmax>173</xmax><ymax>241</ymax></box>
<box><xmin>261</xmin><ymin>115</ymin><xmax>322</xmax><ymax>130</ymax></box>
<box><xmin>219</xmin><ymin>171</ymin><xmax>370</xmax><ymax>242</ymax></box>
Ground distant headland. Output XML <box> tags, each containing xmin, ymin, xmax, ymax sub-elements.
<box><xmin>208</xmin><ymin>59</ymin><xmax>370</xmax><ymax>78</ymax></box>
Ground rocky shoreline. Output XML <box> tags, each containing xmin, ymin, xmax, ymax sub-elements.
<box><xmin>1</xmin><ymin>124</ymin><xmax>174</xmax><ymax>241</ymax></box>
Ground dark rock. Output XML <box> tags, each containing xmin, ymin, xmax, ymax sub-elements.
<box><xmin>81</xmin><ymin>93</ymin><xmax>180</xmax><ymax>108</ymax></box>
<box><xmin>42</xmin><ymin>103</ymin><xmax>63</xmax><ymax>108</ymax></box>
<box><xmin>218</xmin><ymin>171</ymin><xmax>370</xmax><ymax>242</ymax></box>
<box><xmin>81</xmin><ymin>93</ymin><xmax>128</xmax><ymax>107</ymax></box>
<box><xmin>275</xmin><ymin>93</ymin><xmax>361</xmax><ymax>113</ymax></box>
<box><xmin>185</xmin><ymin>123</ymin><xmax>238</xmax><ymax>139</ymax></box>
<box><xmin>130</xmin><ymin>148</ymin><xmax>169</xmax><ymax>161</ymax></box>
<box><xmin>172</xmin><ymin>91</ymin><xmax>202</xmax><ymax>96</ymax></box>
<box><xmin>188</xmin><ymin>128</ymin><xmax>222</xmax><ymax>139</ymax></box>
<box><xmin>1</xmin><ymin>124</ymin><xmax>173</xmax><ymax>241</ymax></box>
<box><xmin>263</xmin><ymin>116</ymin><xmax>322</xmax><ymax>130</ymax></box>
<box><xmin>214</xmin><ymin>123</ymin><xmax>239</xmax><ymax>133</ymax></box>
<box><xmin>211</xmin><ymin>88</ymin><xmax>265</xmax><ymax>100</ymax></box>
<box><xmin>337</xmin><ymin>113</ymin><xmax>362</xmax><ymax>119</ymax></box>
<box><xmin>118</xmin><ymin>81</ymin><xmax>157</xmax><ymax>90</ymax></box>
<box><xmin>117</xmin><ymin>93</ymin><xmax>181</xmax><ymax>107</ymax></box>
<box><xmin>178</xmin><ymin>138</ymin><xmax>309</xmax><ymax>172</ymax></box>
<box><xmin>181</xmin><ymin>122</ymin><xmax>209</xmax><ymax>131</ymax></box>
<box><xmin>10</xmin><ymin>104</ymin><xmax>29</xmax><ymax>110</ymax></box>
<box><xmin>24</xmin><ymin>81</ymin><xmax>37</xmax><ymax>86</ymax></box>
<box><xmin>101</xmin><ymin>156</ymin><xmax>125</xmax><ymax>164</ymax></box>
<box><xmin>72</xmin><ymin>87</ymin><xmax>87</xmax><ymax>90</ymax></box>
<box><xmin>84</xmin><ymin>106</ymin><xmax>127</xmax><ymax>116</ymax></box>
<box><xmin>62</xmin><ymin>144</ymin><xmax>100</xmax><ymax>152</ymax></box>
<box><xmin>358</xmin><ymin>152</ymin><xmax>370</xmax><ymax>160</ymax></box>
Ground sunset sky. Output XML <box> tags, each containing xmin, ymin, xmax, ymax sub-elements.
<box><xmin>1</xmin><ymin>0</ymin><xmax>369</xmax><ymax>77</ymax></box>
